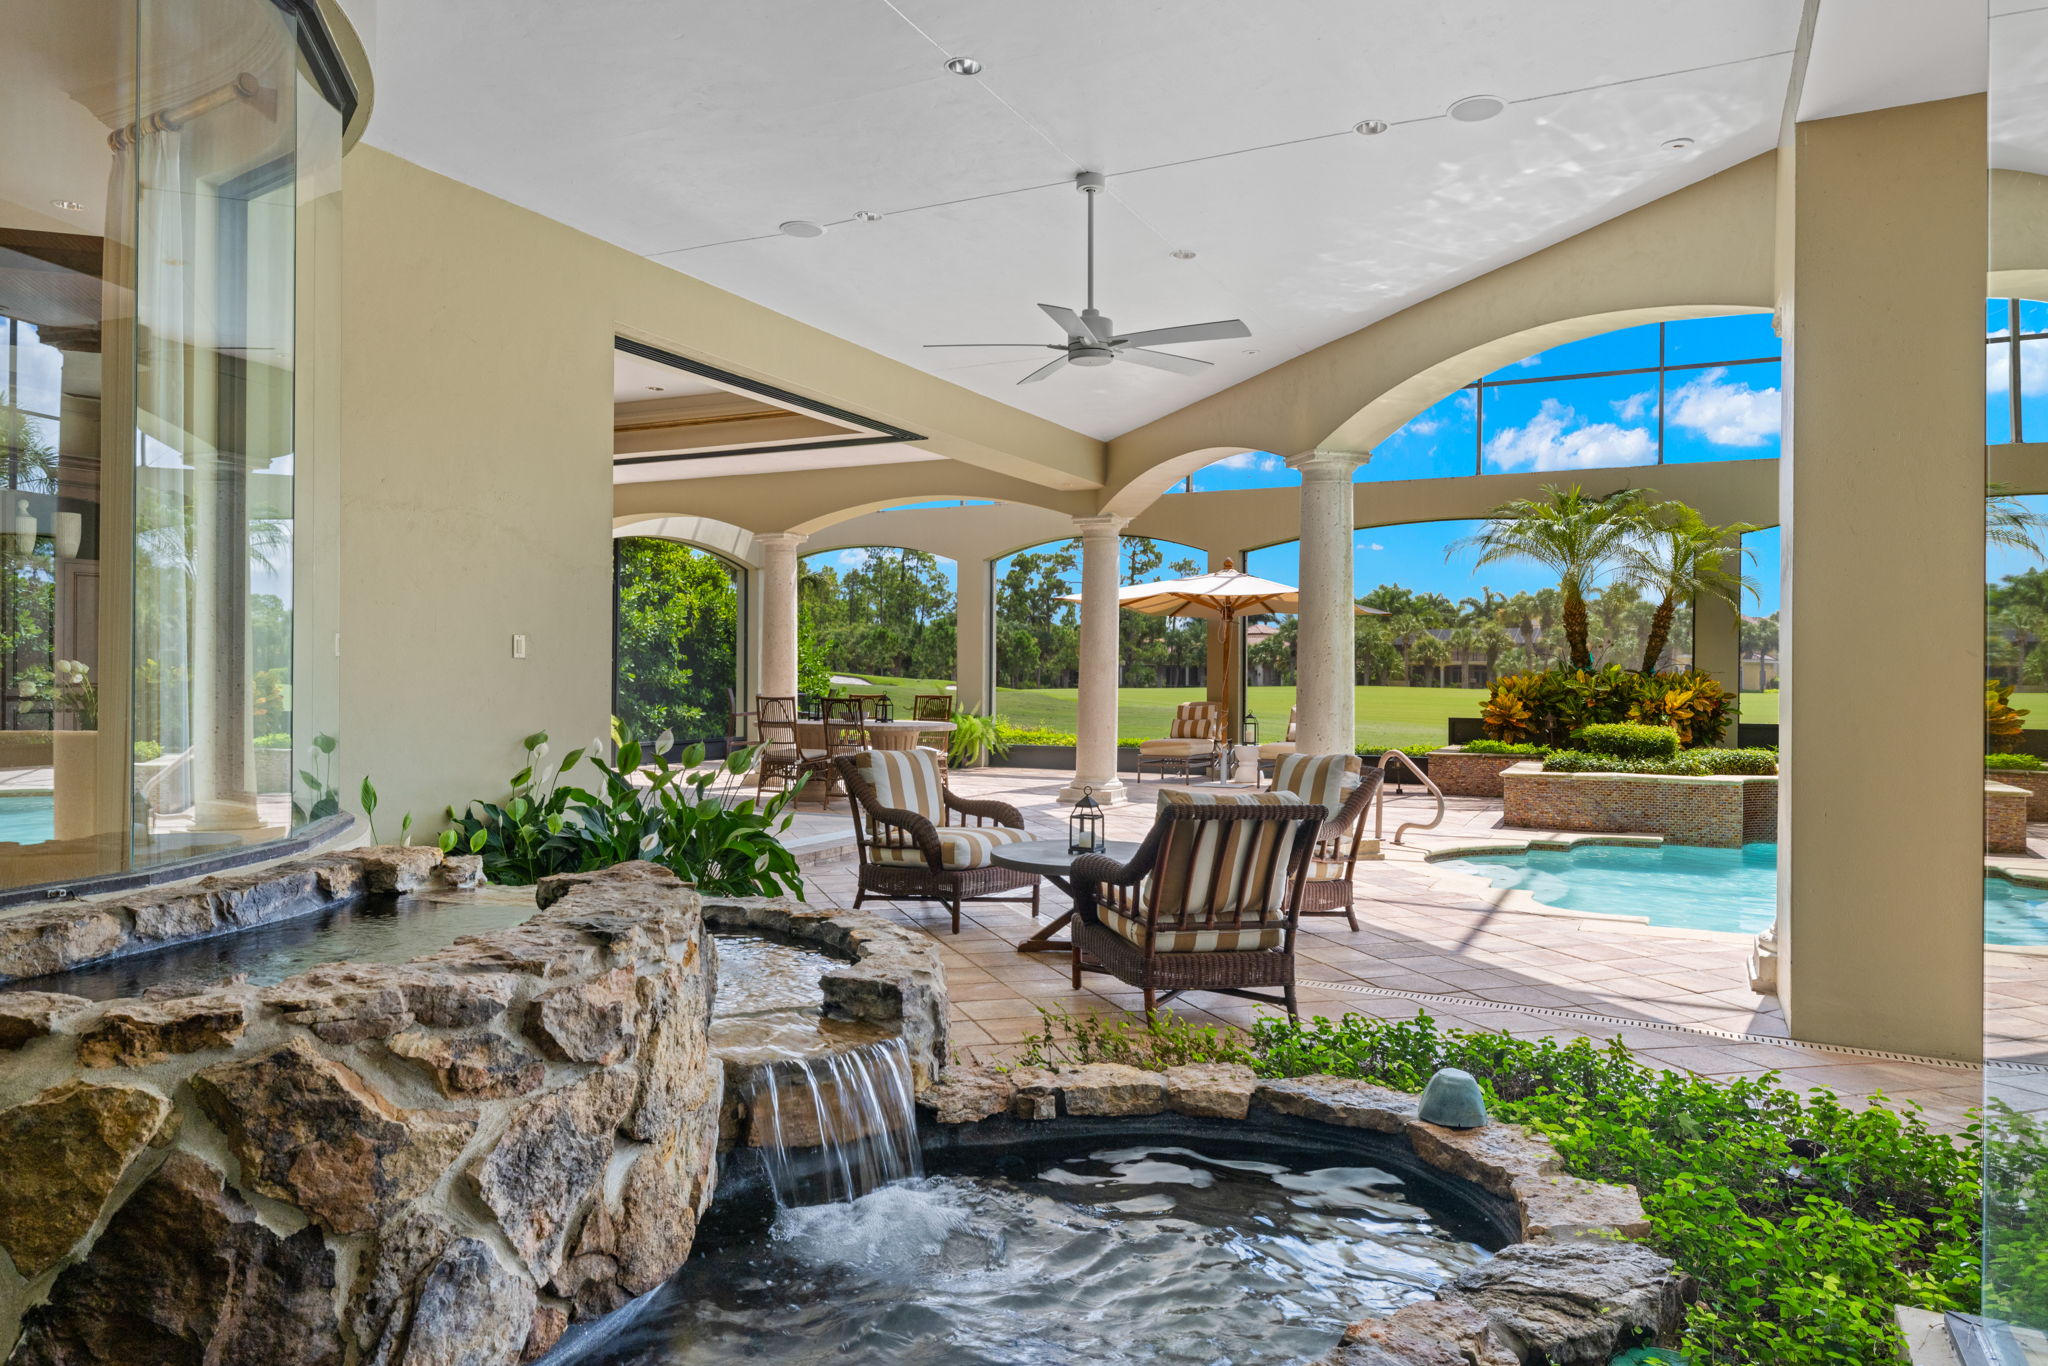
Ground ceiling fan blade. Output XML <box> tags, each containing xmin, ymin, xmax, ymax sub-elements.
<box><xmin>924</xmin><ymin>343</ymin><xmax>1065</xmax><ymax>349</ymax></box>
<box><xmin>1017</xmin><ymin>354</ymin><xmax>1072</xmax><ymax>385</ymax></box>
<box><xmin>1118</xmin><ymin>348</ymin><xmax>1211</xmax><ymax>376</ymax></box>
<box><xmin>1114</xmin><ymin>318</ymin><xmax>1252</xmax><ymax>349</ymax></box>
<box><xmin>1038</xmin><ymin>303</ymin><xmax>1087</xmax><ymax>339</ymax></box>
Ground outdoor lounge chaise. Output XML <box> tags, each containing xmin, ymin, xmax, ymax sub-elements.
<box><xmin>836</xmin><ymin>748</ymin><xmax>1038</xmax><ymax>932</ymax></box>
<box><xmin>1068</xmin><ymin>789</ymin><xmax>1321</xmax><ymax>1018</ymax></box>
<box><xmin>1134</xmin><ymin>699</ymin><xmax>1224</xmax><ymax>782</ymax></box>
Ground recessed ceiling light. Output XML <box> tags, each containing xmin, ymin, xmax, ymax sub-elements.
<box><xmin>1352</xmin><ymin>119</ymin><xmax>1389</xmax><ymax>136</ymax></box>
<box><xmin>1170</xmin><ymin>248</ymin><xmax>1197</xmax><ymax>260</ymax></box>
<box><xmin>1243</xmin><ymin>349</ymin><xmax>1260</xmax><ymax>356</ymax></box>
<box><xmin>1661</xmin><ymin>137</ymin><xmax>1697</xmax><ymax>152</ymax></box>
<box><xmin>945</xmin><ymin>56</ymin><xmax>982</xmax><ymax>76</ymax></box>
<box><xmin>1447</xmin><ymin>95</ymin><xmax>1506</xmax><ymax>123</ymax></box>
<box><xmin>777</xmin><ymin>219</ymin><xmax>826</xmax><ymax>239</ymax></box>
<box><xmin>49</xmin><ymin>200</ymin><xmax>82</xmax><ymax>212</ymax></box>
<box><xmin>853</xmin><ymin>210</ymin><xmax>883</xmax><ymax>222</ymax></box>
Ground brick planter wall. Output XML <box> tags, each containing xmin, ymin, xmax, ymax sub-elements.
<box><xmin>1428</xmin><ymin>748</ymin><xmax>1526</xmax><ymax>798</ymax></box>
<box><xmin>1501</xmin><ymin>763</ymin><xmax>1757</xmax><ymax>848</ymax></box>
<box><xmin>1742</xmin><ymin>778</ymin><xmax>1778</xmax><ymax>844</ymax></box>
<box><xmin>1989</xmin><ymin>780</ymin><xmax>2031</xmax><ymax>855</ymax></box>
<box><xmin>1989</xmin><ymin>768</ymin><xmax>2048</xmax><ymax>822</ymax></box>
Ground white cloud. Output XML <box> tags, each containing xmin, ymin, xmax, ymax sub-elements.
<box><xmin>1516</xmin><ymin>353</ymin><xmax>1544</xmax><ymax>368</ymax></box>
<box><xmin>1369</xmin><ymin>542</ymin><xmax>1384</xmax><ymax>551</ymax></box>
<box><xmin>1406</xmin><ymin>417</ymin><xmax>1441</xmax><ymax>436</ymax></box>
<box><xmin>1211</xmin><ymin>450</ymin><xmax>1286</xmax><ymax>473</ymax></box>
<box><xmin>836</xmin><ymin>548</ymin><xmax>870</xmax><ymax>568</ymax></box>
<box><xmin>1986</xmin><ymin>342</ymin><xmax>2048</xmax><ymax>398</ymax></box>
<box><xmin>1483</xmin><ymin>397</ymin><xmax>1654</xmax><ymax>472</ymax></box>
<box><xmin>1612</xmin><ymin>389</ymin><xmax>1655</xmax><ymax>421</ymax></box>
<box><xmin>1666</xmin><ymin>367</ymin><xmax>1780</xmax><ymax>447</ymax></box>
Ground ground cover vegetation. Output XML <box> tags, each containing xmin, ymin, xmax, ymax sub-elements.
<box><xmin>1015</xmin><ymin>1007</ymin><xmax>1995</xmax><ymax>1366</ymax></box>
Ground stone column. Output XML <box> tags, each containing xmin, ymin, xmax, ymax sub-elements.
<box><xmin>754</xmin><ymin>532</ymin><xmax>806</xmax><ymax>701</ymax></box>
<box><xmin>1060</xmin><ymin>514</ymin><xmax>1129</xmax><ymax>804</ymax></box>
<box><xmin>954</xmin><ymin>556</ymin><xmax>994</xmax><ymax>755</ymax></box>
<box><xmin>1691</xmin><ymin>533</ymin><xmax>1744</xmax><ymax>746</ymax></box>
<box><xmin>1286</xmin><ymin>451</ymin><xmax>1363</xmax><ymax>757</ymax></box>
<box><xmin>1777</xmin><ymin>97</ymin><xmax>1984</xmax><ymax>1060</ymax></box>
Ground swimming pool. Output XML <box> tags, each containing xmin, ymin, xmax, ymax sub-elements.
<box><xmin>0</xmin><ymin>794</ymin><xmax>53</xmax><ymax>845</ymax></box>
<box><xmin>1434</xmin><ymin>841</ymin><xmax>2048</xmax><ymax>946</ymax></box>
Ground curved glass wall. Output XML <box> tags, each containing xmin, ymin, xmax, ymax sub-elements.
<box><xmin>0</xmin><ymin>0</ymin><xmax>345</xmax><ymax>895</ymax></box>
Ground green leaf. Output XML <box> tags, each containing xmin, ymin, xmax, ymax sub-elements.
<box><xmin>312</xmin><ymin>732</ymin><xmax>337</xmax><ymax>755</ymax></box>
<box><xmin>360</xmin><ymin>777</ymin><xmax>378</xmax><ymax>816</ymax></box>
<box><xmin>522</xmin><ymin>730</ymin><xmax>549</xmax><ymax>752</ymax></box>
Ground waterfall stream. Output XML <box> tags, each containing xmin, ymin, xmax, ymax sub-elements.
<box><xmin>741</xmin><ymin>1037</ymin><xmax>923</xmax><ymax>1206</ymax></box>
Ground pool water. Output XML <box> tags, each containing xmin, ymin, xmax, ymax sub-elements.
<box><xmin>0</xmin><ymin>794</ymin><xmax>54</xmax><ymax>845</ymax></box>
<box><xmin>1438</xmin><ymin>842</ymin><xmax>2048</xmax><ymax>945</ymax></box>
<box><xmin>569</xmin><ymin>1142</ymin><xmax>1492</xmax><ymax>1366</ymax></box>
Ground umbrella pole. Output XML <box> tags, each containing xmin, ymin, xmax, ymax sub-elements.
<box><xmin>1220</xmin><ymin>604</ymin><xmax>1236</xmax><ymax>750</ymax></box>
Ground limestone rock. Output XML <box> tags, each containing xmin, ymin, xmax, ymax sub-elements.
<box><xmin>1164</xmin><ymin>1062</ymin><xmax>1257</xmax><ymax>1119</ymax></box>
<box><xmin>1515</xmin><ymin>1173</ymin><xmax>1652</xmax><ymax>1241</ymax></box>
<box><xmin>1448</xmin><ymin>1240</ymin><xmax>1688</xmax><ymax>1362</ymax></box>
<box><xmin>0</xmin><ymin>1080</ymin><xmax>173</xmax><ymax>1276</ymax></box>
<box><xmin>76</xmin><ymin>992</ymin><xmax>250</xmax><ymax>1067</ymax></box>
<box><xmin>392</xmin><ymin>1237</ymin><xmax>538</xmax><ymax>1366</ymax></box>
<box><xmin>436</xmin><ymin>854</ymin><xmax>485</xmax><ymax>890</ymax></box>
<box><xmin>919</xmin><ymin>1065</ymin><xmax>1015</xmax><ymax>1124</ymax></box>
<box><xmin>400</xmin><ymin>972</ymin><xmax>516</xmax><ymax>1027</ymax></box>
<box><xmin>357</xmin><ymin>845</ymin><xmax>445</xmax><ymax>894</ymax></box>
<box><xmin>550</xmin><ymin>1192</ymin><xmax>629</xmax><ymax>1320</ymax></box>
<box><xmin>0</xmin><ymin>990</ymin><xmax>89</xmax><ymax>1049</ymax></box>
<box><xmin>615</xmin><ymin>1136</ymin><xmax>713</xmax><ymax>1296</ymax></box>
<box><xmin>1404</xmin><ymin>1118</ymin><xmax>1561</xmax><ymax>1199</ymax></box>
<box><xmin>278</xmin><ymin>983</ymin><xmax>416</xmax><ymax>1044</ymax></box>
<box><xmin>526</xmin><ymin>967</ymin><xmax>637</xmax><ymax>1065</ymax></box>
<box><xmin>349</xmin><ymin>1205</ymin><xmax>462</xmax><ymax>1366</ymax></box>
<box><xmin>388</xmin><ymin>1029</ymin><xmax>545</xmax><ymax>1099</ymax></box>
<box><xmin>1253</xmin><ymin>1077</ymin><xmax>1418</xmax><ymax>1133</ymax></box>
<box><xmin>522</xmin><ymin>1307</ymin><xmax>568</xmax><ymax>1362</ymax></box>
<box><xmin>1056</xmin><ymin>1063</ymin><xmax>1167</xmax><ymax>1117</ymax></box>
<box><xmin>12</xmin><ymin>1151</ymin><xmax>343</xmax><ymax>1366</ymax></box>
<box><xmin>625</xmin><ymin>959</ymin><xmax>713</xmax><ymax>1143</ymax></box>
<box><xmin>0</xmin><ymin>905</ymin><xmax>128</xmax><ymax>982</ymax></box>
<box><xmin>469</xmin><ymin>1066</ymin><xmax>636</xmax><ymax>1283</ymax></box>
<box><xmin>1327</xmin><ymin>1298</ymin><xmax>1519</xmax><ymax>1366</ymax></box>
<box><xmin>1008</xmin><ymin>1066</ymin><xmax>1061</xmax><ymax>1120</ymax></box>
<box><xmin>191</xmin><ymin>1039</ymin><xmax>475</xmax><ymax>1235</ymax></box>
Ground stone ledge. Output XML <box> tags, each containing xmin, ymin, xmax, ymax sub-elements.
<box><xmin>0</xmin><ymin>860</ymin><xmax>724</xmax><ymax>1366</ymax></box>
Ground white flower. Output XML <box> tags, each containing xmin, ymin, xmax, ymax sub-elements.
<box><xmin>532</xmin><ymin>742</ymin><xmax>551</xmax><ymax>761</ymax></box>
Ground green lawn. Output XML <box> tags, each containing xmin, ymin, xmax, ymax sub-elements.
<box><xmin>839</xmin><ymin>675</ymin><xmax>1489</xmax><ymax>748</ymax></box>
<box><xmin>1736</xmin><ymin>691</ymin><xmax>2048</xmax><ymax>730</ymax></box>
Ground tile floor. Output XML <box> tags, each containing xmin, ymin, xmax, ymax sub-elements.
<box><xmin>793</xmin><ymin>766</ymin><xmax>2036</xmax><ymax>1131</ymax></box>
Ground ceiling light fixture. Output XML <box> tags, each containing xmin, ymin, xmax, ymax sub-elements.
<box><xmin>1661</xmin><ymin>137</ymin><xmax>1697</xmax><ymax>152</ymax></box>
<box><xmin>1447</xmin><ymin>95</ymin><xmax>1506</xmax><ymax>123</ymax></box>
<box><xmin>49</xmin><ymin>200</ymin><xmax>83</xmax><ymax>212</ymax></box>
<box><xmin>853</xmin><ymin>210</ymin><xmax>883</xmax><ymax>222</ymax></box>
<box><xmin>777</xmin><ymin>219</ymin><xmax>826</xmax><ymax>239</ymax></box>
<box><xmin>945</xmin><ymin>56</ymin><xmax>982</xmax><ymax>75</ymax></box>
<box><xmin>1170</xmin><ymin>248</ymin><xmax>1197</xmax><ymax>260</ymax></box>
<box><xmin>1352</xmin><ymin>119</ymin><xmax>1388</xmax><ymax>136</ymax></box>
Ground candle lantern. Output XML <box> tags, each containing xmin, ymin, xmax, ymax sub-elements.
<box><xmin>1068</xmin><ymin>786</ymin><xmax>1104</xmax><ymax>855</ymax></box>
<box><xmin>1241</xmin><ymin>711</ymin><xmax>1259</xmax><ymax>747</ymax></box>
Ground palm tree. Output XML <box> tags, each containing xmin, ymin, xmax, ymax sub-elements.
<box><xmin>1989</xmin><ymin>482</ymin><xmax>2048</xmax><ymax>560</ymax></box>
<box><xmin>1451</xmin><ymin>484</ymin><xmax>1643</xmax><ymax>669</ymax></box>
<box><xmin>1617</xmin><ymin>501</ymin><xmax>1758</xmax><ymax>674</ymax></box>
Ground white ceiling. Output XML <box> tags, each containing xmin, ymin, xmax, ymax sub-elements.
<box><xmin>612</xmin><ymin>349</ymin><xmax>726</xmax><ymax>403</ymax></box>
<box><xmin>365</xmin><ymin>2</ymin><xmax>1815</xmax><ymax>441</ymax></box>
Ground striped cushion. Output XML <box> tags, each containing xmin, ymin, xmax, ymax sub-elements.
<box><xmin>1168</xmin><ymin>706</ymin><xmax>1222</xmax><ymax>739</ymax></box>
<box><xmin>1257</xmin><ymin>741</ymin><xmax>1297</xmax><ymax>760</ymax></box>
<box><xmin>1098</xmin><ymin>906</ymin><xmax>1287</xmax><ymax>953</ymax></box>
<box><xmin>870</xmin><ymin>825</ymin><xmax>1033</xmax><ymax>870</ymax></box>
<box><xmin>856</xmin><ymin>749</ymin><xmax>947</xmax><ymax>823</ymax></box>
<box><xmin>1273</xmin><ymin>753</ymin><xmax>1359</xmax><ymax>817</ymax></box>
<box><xmin>1308</xmin><ymin>857</ymin><xmax>1354</xmax><ymax>882</ymax></box>
<box><xmin>1137</xmin><ymin>737</ymin><xmax>1216</xmax><ymax>755</ymax></box>
<box><xmin>1157</xmin><ymin>788</ymin><xmax>1300</xmax><ymax>809</ymax></box>
<box><xmin>1149</xmin><ymin>791</ymin><xmax>1309</xmax><ymax>922</ymax></box>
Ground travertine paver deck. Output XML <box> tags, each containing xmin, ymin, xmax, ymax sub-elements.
<box><xmin>795</xmin><ymin>766</ymin><xmax>2031</xmax><ymax>1130</ymax></box>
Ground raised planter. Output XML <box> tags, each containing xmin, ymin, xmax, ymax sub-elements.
<box><xmin>1989</xmin><ymin>779</ymin><xmax>2031</xmax><ymax>855</ymax></box>
<box><xmin>1427</xmin><ymin>746</ymin><xmax>1525</xmax><ymax>798</ymax></box>
<box><xmin>1501</xmin><ymin>762</ymin><xmax>1771</xmax><ymax>848</ymax></box>
<box><xmin>1989</xmin><ymin>767</ymin><xmax>2048</xmax><ymax>822</ymax></box>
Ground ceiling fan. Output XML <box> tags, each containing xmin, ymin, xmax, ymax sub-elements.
<box><xmin>926</xmin><ymin>170</ymin><xmax>1251</xmax><ymax>385</ymax></box>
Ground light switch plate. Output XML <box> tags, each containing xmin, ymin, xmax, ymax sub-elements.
<box><xmin>512</xmin><ymin>633</ymin><xmax>527</xmax><ymax>659</ymax></box>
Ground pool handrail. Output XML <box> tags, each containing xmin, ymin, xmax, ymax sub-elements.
<box><xmin>1373</xmin><ymin>750</ymin><xmax>1446</xmax><ymax>846</ymax></box>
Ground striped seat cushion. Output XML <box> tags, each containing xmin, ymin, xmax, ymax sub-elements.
<box><xmin>1137</xmin><ymin>737</ymin><xmax>1216</xmax><ymax>755</ymax></box>
<box><xmin>1156</xmin><ymin>788</ymin><xmax>1300</xmax><ymax>810</ymax></box>
<box><xmin>854</xmin><ymin>748</ymin><xmax>947</xmax><ymax>823</ymax></box>
<box><xmin>1098</xmin><ymin>906</ymin><xmax>1286</xmax><ymax>953</ymax></box>
<box><xmin>1257</xmin><ymin>741</ymin><xmax>1297</xmax><ymax>760</ymax></box>
<box><xmin>1272</xmin><ymin>752</ymin><xmax>1359</xmax><ymax>818</ymax></box>
<box><xmin>1308</xmin><ymin>857</ymin><xmax>1354</xmax><ymax>882</ymax></box>
<box><xmin>870</xmin><ymin>824</ymin><xmax>1033</xmax><ymax>870</ymax></box>
<box><xmin>1169</xmin><ymin>708</ymin><xmax>1221</xmax><ymax>739</ymax></box>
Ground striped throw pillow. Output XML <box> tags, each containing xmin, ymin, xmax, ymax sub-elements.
<box><xmin>1272</xmin><ymin>752</ymin><xmax>1359</xmax><ymax>817</ymax></box>
<box><xmin>1168</xmin><ymin>706</ymin><xmax>1221</xmax><ymax>739</ymax></box>
<box><xmin>857</xmin><ymin>748</ymin><xmax>947</xmax><ymax>823</ymax></box>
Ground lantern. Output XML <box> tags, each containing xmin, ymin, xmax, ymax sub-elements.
<box><xmin>1240</xmin><ymin>711</ymin><xmax>1259</xmax><ymax>747</ymax></box>
<box><xmin>1068</xmin><ymin>786</ymin><xmax>1104</xmax><ymax>855</ymax></box>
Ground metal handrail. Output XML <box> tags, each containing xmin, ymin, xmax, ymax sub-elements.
<box><xmin>1373</xmin><ymin>750</ymin><xmax>1446</xmax><ymax>845</ymax></box>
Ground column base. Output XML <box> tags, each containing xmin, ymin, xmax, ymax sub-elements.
<box><xmin>1057</xmin><ymin>776</ymin><xmax>1128</xmax><ymax>805</ymax></box>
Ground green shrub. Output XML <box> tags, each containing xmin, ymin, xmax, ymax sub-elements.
<box><xmin>1574</xmin><ymin>722</ymin><xmax>1681</xmax><ymax>760</ymax></box>
<box><xmin>992</xmin><ymin>721</ymin><xmax>1079</xmax><ymax>748</ymax></box>
<box><xmin>132</xmin><ymin>740</ymin><xmax>163</xmax><ymax>763</ymax></box>
<box><xmin>1014</xmin><ymin>1008</ymin><xmax>1981</xmax><ymax>1366</ymax></box>
<box><xmin>1543</xmin><ymin>749</ymin><xmax>1654</xmax><ymax>774</ymax></box>
<box><xmin>1483</xmin><ymin>665</ymin><xmax>1732</xmax><ymax>748</ymax></box>
<box><xmin>1987</xmin><ymin>752</ymin><xmax>2046</xmax><ymax>771</ymax></box>
<box><xmin>1461</xmin><ymin>738</ymin><xmax>1549</xmax><ymax>756</ymax></box>
<box><xmin>1544</xmin><ymin>746</ymin><xmax>1779</xmax><ymax>777</ymax></box>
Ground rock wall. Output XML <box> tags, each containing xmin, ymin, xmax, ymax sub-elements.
<box><xmin>0</xmin><ymin>859</ymin><xmax>722</xmax><ymax>1366</ymax></box>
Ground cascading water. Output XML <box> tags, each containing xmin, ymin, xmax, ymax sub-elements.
<box><xmin>741</xmin><ymin>1036</ymin><xmax>923</xmax><ymax>1206</ymax></box>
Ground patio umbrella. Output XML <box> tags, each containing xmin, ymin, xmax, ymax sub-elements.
<box><xmin>1066</xmin><ymin>561</ymin><xmax>1387</xmax><ymax>742</ymax></box>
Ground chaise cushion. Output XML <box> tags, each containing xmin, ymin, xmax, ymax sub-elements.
<box><xmin>854</xmin><ymin>748</ymin><xmax>948</xmax><ymax>823</ymax></box>
<box><xmin>870</xmin><ymin>824</ymin><xmax>1033</xmax><ymax>870</ymax></box>
<box><xmin>1137</xmin><ymin>737</ymin><xmax>1217</xmax><ymax>756</ymax></box>
<box><xmin>1272</xmin><ymin>752</ymin><xmax>1360</xmax><ymax>818</ymax></box>
<box><xmin>1097</xmin><ymin>906</ymin><xmax>1287</xmax><ymax>953</ymax></box>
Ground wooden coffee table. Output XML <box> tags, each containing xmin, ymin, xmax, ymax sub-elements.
<box><xmin>990</xmin><ymin>837</ymin><xmax>1143</xmax><ymax>955</ymax></box>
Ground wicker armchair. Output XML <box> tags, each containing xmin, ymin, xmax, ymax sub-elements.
<box><xmin>1134</xmin><ymin>700</ymin><xmax>1225</xmax><ymax>782</ymax></box>
<box><xmin>794</xmin><ymin>697</ymin><xmax>869</xmax><ymax>808</ymax></box>
<box><xmin>911</xmin><ymin>693</ymin><xmax>953</xmax><ymax>773</ymax></box>
<box><xmin>1267</xmin><ymin>752</ymin><xmax>1384</xmax><ymax>931</ymax></box>
<box><xmin>835</xmin><ymin>748</ymin><xmax>1038</xmax><ymax>933</ymax></box>
<box><xmin>1069</xmin><ymin>791</ymin><xmax>1321</xmax><ymax>1018</ymax></box>
<box><xmin>1257</xmin><ymin>706</ymin><xmax>1300</xmax><ymax>775</ymax></box>
<box><xmin>754</xmin><ymin>695</ymin><xmax>806</xmax><ymax>794</ymax></box>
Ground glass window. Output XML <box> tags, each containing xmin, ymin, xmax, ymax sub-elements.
<box><xmin>1661</xmin><ymin>362</ymin><xmax>1782</xmax><ymax>464</ymax></box>
<box><xmin>1481</xmin><ymin>372</ymin><xmax>1659</xmax><ymax>474</ymax></box>
<box><xmin>1990</xmin><ymin>335</ymin><xmax>2017</xmax><ymax>444</ymax></box>
<box><xmin>1994</xmin><ymin>299</ymin><xmax>2019</xmax><ymax>337</ymax></box>
<box><xmin>1357</xmin><ymin>390</ymin><xmax>1477</xmax><ymax>483</ymax></box>
<box><xmin>2023</xmin><ymin>339</ymin><xmax>2048</xmax><ymax>444</ymax></box>
<box><xmin>614</xmin><ymin>539</ymin><xmax>740</xmax><ymax>750</ymax></box>
<box><xmin>1483</xmin><ymin>322</ymin><xmax>1660</xmax><ymax>381</ymax></box>
<box><xmin>1663</xmin><ymin>313</ymin><xmax>1781</xmax><ymax>365</ymax></box>
<box><xmin>1171</xmin><ymin>451</ymin><xmax>1296</xmax><ymax>494</ymax></box>
<box><xmin>2020</xmin><ymin>298</ymin><xmax>2048</xmax><ymax>336</ymax></box>
<box><xmin>798</xmin><ymin>547</ymin><xmax>959</xmax><ymax>715</ymax></box>
<box><xmin>1739</xmin><ymin>527</ymin><xmax>1782</xmax><ymax>717</ymax></box>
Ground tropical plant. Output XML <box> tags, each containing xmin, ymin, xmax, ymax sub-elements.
<box><xmin>644</xmin><ymin>743</ymin><xmax>802</xmax><ymax>898</ymax></box>
<box><xmin>1461</xmin><ymin>738</ymin><xmax>1549</xmax><ymax>756</ymax></box>
<box><xmin>294</xmin><ymin>732</ymin><xmax>341</xmax><ymax>823</ymax></box>
<box><xmin>1990</xmin><ymin>679</ymin><xmax>2031</xmax><ymax>754</ymax></box>
<box><xmin>1452</xmin><ymin>484</ymin><xmax>1644</xmax><ymax>669</ymax></box>
<box><xmin>444</xmin><ymin>731</ymin><xmax>590</xmax><ymax>884</ymax></box>
<box><xmin>1986</xmin><ymin>752</ymin><xmax>2045</xmax><ymax>771</ymax></box>
<box><xmin>1617</xmin><ymin>502</ymin><xmax>1757</xmax><ymax>673</ymax></box>
<box><xmin>946</xmin><ymin>710</ymin><xmax>1009</xmax><ymax>766</ymax></box>
<box><xmin>1989</xmin><ymin>482</ymin><xmax>2048</xmax><ymax>560</ymax></box>
<box><xmin>1572</xmin><ymin>722</ymin><xmax>1681</xmax><ymax>761</ymax></box>
<box><xmin>1482</xmin><ymin>666</ymin><xmax>1732</xmax><ymax>748</ymax></box>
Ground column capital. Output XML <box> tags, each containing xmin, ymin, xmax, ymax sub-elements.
<box><xmin>1285</xmin><ymin>449</ymin><xmax>1365</xmax><ymax>479</ymax></box>
<box><xmin>752</xmin><ymin>530</ymin><xmax>808</xmax><ymax>551</ymax></box>
<box><xmin>1070</xmin><ymin>513</ymin><xmax>1130</xmax><ymax>538</ymax></box>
